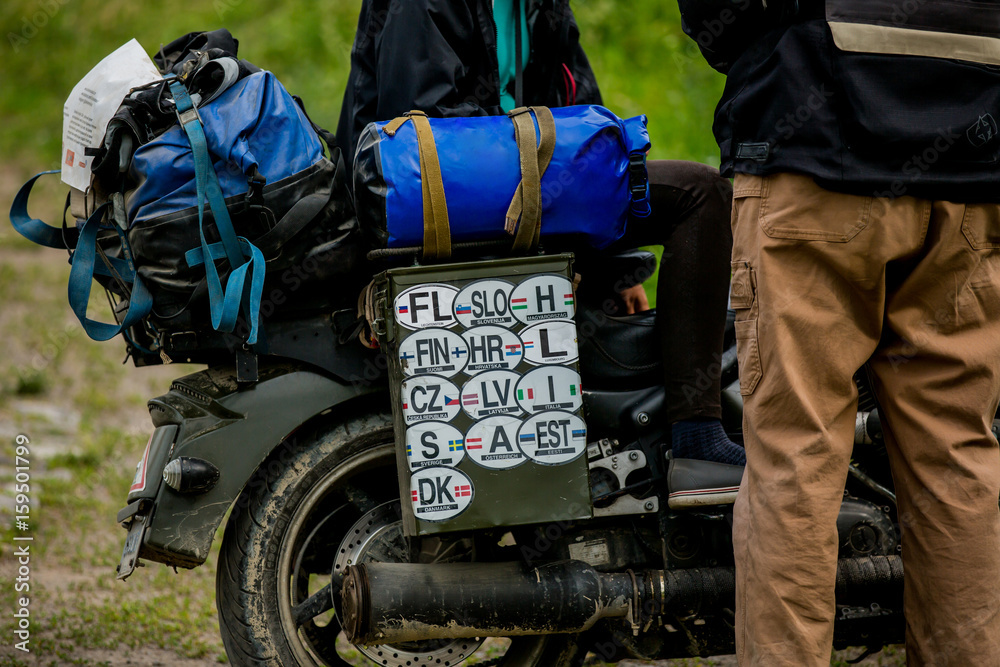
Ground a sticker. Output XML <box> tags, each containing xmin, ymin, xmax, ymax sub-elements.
<box><xmin>394</xmin><ymin>284</ymin><xmax>458</xmax><ymax>330</ymax></box>
<box><xmin>520</xmin><ymin>320</ymin><xmax>579</xmax><ymax>366</ymax></box>
<box><xmin>461</xmin><ymin>370</ymin><xmax>523</xmax><ymax>420</ymax></box>
<box><xmin>517</xmin><ymin>411</ymin><xmax>588</xmax><ymax>465</ymax></box>
<box><xmin>464</xmin><ymin>416</ymin><xmax>526</xmax><ymax>469</ymax></box>
<box><xmin>462</xmin><ymin>326</ymin><xmax>524</xmax><ymax>374</ymax></box>
<box><xmin>404</xmin><ymin>422</ymin><xmax>466</xmax><ymax>470</ymax></box>
<box><xmin>516</xmin><ymin>366</ymin><xmax>583</xmax><ymax>413</ymax></box>
<box><xmin>410</xmin><ymin>466</ymin><xmax>475</xmax><ymax>522</ymax></box>
<box><xmin>401</xmin><ymin>375</ymin><xmax>462</xmax><ymax>425</ymax></box>
<box><xmin>510</xmin><ymin>274</ymin><xmax>576</xmax><ymax>324</ymax></box>
<box><xmin>398</xmin><ymin>328</ymin><xmax>469</xmax><ymax>377</ymax></box>
<box><xmin>454</xmin><ymin>279</ymin><xmax>517</xmax><ymax>328</ymax></box>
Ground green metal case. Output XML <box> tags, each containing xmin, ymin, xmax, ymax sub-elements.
<box><xmin>375</xmin><ymin>254</ymin><xmax>594</xmax><ymax>537</ymax></box>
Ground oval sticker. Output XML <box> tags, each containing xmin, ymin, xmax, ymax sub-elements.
<box><xmin>516</xmin><ymin>366</ymin><xmax>583</xmax><ymax>414</ymax></box>
<box><xmin>405</xmin><ymin>422</ymin><xmax>467</xmax><ymax>471</ymax></box>
<box><xmin>520</xmin><ymin>320</ymin><xmax>579</xmax><ymax>365</ymax></box>
<box><xmin>410</xmin><ymin>466</ymin><xmax>475</xmax><ymax>522</ymax></box>
<box><xmin>464</xmin><ymin>415</ymin><xmax>526</xmax><ymax>470</ymax></box>
<box><xmin>454</xmin><ymin>279</ymin><xmax>517</xmax><ymax>328</ymax></box>
<box><xmin>461</xmin><ymin>325</ymin><xmax>524</xmax><ymax>374</ymax></box>
<box><xmin>518</xmin><ymin>411</ymin><xmax>588</xmax><ymax>465</ymax></box>
<box><xmin>398</xmin><ymin>328</ymin><xmax>469</xmax><ymax>377</ymax></box>
<box><xmin>394</xmin><ymin>284</ymin><xmax>458</xmax><ymax>330</ymax></box>
<box><xmin>401</xmin><ymin>375</ymin><xmax>462</xmax><ymax>425</ymax></box>
<box><xmin>510</xmin><ymin>274</ymin><xmax>576</xmax><ymax>324</ymax></box>
<box><xmin>461</xmin><ymin>370</ymin><xmax>523</xmax><ymax>420</ymax></box>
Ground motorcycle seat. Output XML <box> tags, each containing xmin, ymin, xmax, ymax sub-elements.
<box><xmin>577</xmin><ymin>303</ymin><xmax>662</xmax><ymax>389</ymax></box>
<box><xmin>666</xmin><ymin>458</ymin><xmax>745</xmax><ymax>509</ymax></box>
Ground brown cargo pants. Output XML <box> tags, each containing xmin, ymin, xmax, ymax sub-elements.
<box><xmin>730</xmin><ymin>173</ymin><xmax>1000</xmax><ymax>666</ymax></box>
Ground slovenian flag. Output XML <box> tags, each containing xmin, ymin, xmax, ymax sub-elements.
<box><xmin>456</xmin><ymin>304</ymin><xmax>472</xmax><ymax>314</ymax></box>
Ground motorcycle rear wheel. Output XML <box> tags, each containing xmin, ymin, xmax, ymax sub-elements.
<box><xmin>216</xmin><ymin>410</ymin><xmax>588</xmax><ymax>667</ymax></box>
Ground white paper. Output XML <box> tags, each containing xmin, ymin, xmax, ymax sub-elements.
<box><xmin>61</xmin><ymin>39</ymin><xmax>162</xmax><ymax>191</ymax></box>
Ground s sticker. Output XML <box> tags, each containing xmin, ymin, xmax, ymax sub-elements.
<box><xmin>405</xmin><ymin>422</ymin><xmax>467</xmax><ymax>470</ymax></box>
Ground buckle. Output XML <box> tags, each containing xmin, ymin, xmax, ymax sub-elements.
<box><xmin>628</xmin><ymin>153</ymin><xmax>648</xmax><ymax>201</ymax></box>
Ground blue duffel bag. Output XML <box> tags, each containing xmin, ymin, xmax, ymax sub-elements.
<box><xmin>353</xmin><ymin>105</ymin><xmax>651</xmax><ymax>259</ymax></box>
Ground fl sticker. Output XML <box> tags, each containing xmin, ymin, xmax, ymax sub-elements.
<box><xmin>510</xmin><ymin>274</ymin><xmax>576</xmax><ymax>324</ymax></box>
<box><xmin>464</xmin><ymin>415</ymin><xmax>525</xmax><ymax>469</ymax></box>
<box><xmin>394</xmin><ymin>284</ymin><xmax>458</xmax><ymax>330</ymax></box>
<box><xmin>404</xmin><ymin>422</ymin><xmax>466</xmax><ymax>470</ymax></box>
<box><xmin>516</xmin><ymin>366</ymin><xmax>583</xmax><ymax>413</ymax></box>
<box><xmin>454</xmin><ymin>279</ymin><xmax>516</xmax><ymax>328</ymax></box>
<box><xmin>398</xmin><ymin>328</ymin><xmax>469</xmax><ymax>378</ymax></box>
<box><xmin>410</xmin><ymin>466</ymin><xmax>474</xmax><ymax>522</ymax></box>
<box><xmin>517</xmin><ymin>411</ymin><xmax>588</xmax><ymax>465</ymax></box>
<box><xmin>401</xmin><ymin>375</ymin><xmax>462</xmax><ymax>425</ymax></box>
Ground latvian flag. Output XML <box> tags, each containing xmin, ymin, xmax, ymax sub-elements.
<box><xmin>462</xmin><ymin>393</ymin><xmax>479</xmax><ymax>406</ymax></box>
<box><xmin>449</xmin><ymin>439</ymin><xmax>465</xmax><ymax>452</ymax></box>
<box><xmin>511</xmin><ymin>297</ymin><xmax>528</xmax><ymax>311</ymax></box>
<box><xmin>466</xmin><ymin>437</ymin><xmax>483</xmax><ymax>450</ymax></box>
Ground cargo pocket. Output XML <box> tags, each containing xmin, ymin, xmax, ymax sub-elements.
<box><xmin>731</xmin><ymin>260</ymin><xmax>761</xmax><ymax>396</ymax></box>
<box><xmin>758</xmin><ymin>173</ymin><xmax>872</xmax><ymax>242</ymax></box>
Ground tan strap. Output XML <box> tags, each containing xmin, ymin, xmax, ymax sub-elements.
<box><xmin>384</xmin><ymin>110</ymin><xmax>451</xmax><ymax>260</ymax></box>
<box><xmin>505</xmin><ymin>106</ymin><xmax>556</xmax><ymax>253</ymax></box>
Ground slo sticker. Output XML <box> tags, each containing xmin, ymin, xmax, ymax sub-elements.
<box><xmin>520</xmin><ymin>320</ymin><xmax>579</xmax><ymax>365</ymax></box>
<box><xmin>405</xmin><ymin>422</ymin><xmax>466</xmax><ymax>470</ymax></box>
<box><xmin>510</xmin><ymin>274</ymin><xmax>576</xmax><ymax>324</ymax></box>
<box><xmin>454</xmin><ymin>279</ymin><xmax>516</xmax><ymax>328</ymax></box>
<box><xmin>517</xmin><ymin>411</ymin><xmax>587</xmax><ymax>465</ymax></box>
<box><xmin>410</xmin><ymin>466</ymin><xmax>475</xmax><ymax>522</ymax></box>
<box><xmin>465</xmin><ymin>416</ymin><xmax>526</xmax><ymax>469</ymax></box>
<box><xmin>401</xmin><ymin>375</ymin><xmax>462</xmax><ymax>424</ymax></box>
<box><xmin>398</xmin><ymin>328</ymin><xmax>469</xmax><ymax>377</ymax></box>
<box><xmin>462</xmin><ymin>326</ymin><xmax>524</xmax><ymax>374</ymax></box>
<box><xmin>461</xmin><ymin>370</ymin><xmax>523</xmax><ymax>419</ymax></box>
<box><xmin>516</xmin><ymin>366</ymin><xmax>583</xmax><ymax>413</ymax></box>
<box><xmin>394</xmin><ymin>284</ymin><xmax>458</xmax><ymax>330</ymax></box>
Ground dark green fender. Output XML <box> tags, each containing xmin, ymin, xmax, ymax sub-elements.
<box><xmin>120</xmin><ymin>360</ymin><xmax>383</xmax><ymax>568</ymax></box>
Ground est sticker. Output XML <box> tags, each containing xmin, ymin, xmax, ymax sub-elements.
<box><xmin>520</xmin><ymin>320</ymin><xmax>579</xmax><ymax>365</ymax></box>
<box><xmin>394</xmin><ymin>284</ymin><xmax>458</xmax><ymax>330</ymax></box>
<box><xmin>510</xmin><ymin>274</ymin><xmax>576</xmax><ymax>324</ymax></box>
<box><xmin>516</xmin><ymin>366</ymin><xmax>583</xmax><ymax>413</ymax></box>
<box><xmin>454</xmin><ymin>279</ymin><xmax>516</xmax><ymax>328</ymax></box>
<box><xmin>405</xmin><ymin>422</ymin><xmax>466</xmax><ymax>470</ymax></box>
<box><xmin>517</xmin><ymin>411</ymin><xmax>587</xmax><ymax>465</ymax></box>
<box><xmin>462</xmin><ymin>326</ymin><xmax>523</xmax><ymax>374</ymax></box>
<box><xmin>464</xmin><ymin>415</ymin><xmax>526</xmax><ymax>469</ymax></box>
<box><xmin>398</xmin><ymin>328</ymin><xmax>469</xmax><ymax>377</ymax></box>
<box><xmin>410</xmin><ymin>466</ymin><xmax>475</xmax><ymax>522</ymax></box>
<box><xmin>461</xmin><ymin>370</ymin><xmax>523</xmax><ymax>420</ymax></box>
<box><xmin>401</xmin><ymin>375</ymin><xmax>462</xmax><ymax>424</ymax></box>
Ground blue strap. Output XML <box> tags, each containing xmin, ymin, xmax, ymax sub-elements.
<box><xmin>185</xmin><ymin>238</ymin><xmax>265</xmax><ymax>344</ymax></box>
<box><xmin>10</xmin><ymin>170</ymin><xmax>79</xmax><ymax>249</ymax></box>
<box><xmin>67</xmin><ymin>204</ymin><xmax>153</xmax><ymax>341</ymax></box>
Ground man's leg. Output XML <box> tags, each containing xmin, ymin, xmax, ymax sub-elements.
<box><xmin>868</xmin><ymin>200</ymin><xmax>1000</xmax><ymax>666</ymax></box>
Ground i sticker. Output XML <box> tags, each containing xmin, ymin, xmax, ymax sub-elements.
<box><xmin>520</xmin><ymin>320</ymin><xmax>579</xmax><ymax>366</ymax></box>
<box><xmin>516</xmin><ymin>366</ymin><xmax>583</xmax><ymax>413</ymax></box>
<box><xmin>454</xmin><ymin>279</ymin><xmax>516</xmax><ymax>328</ymax></box>
<box><xmin>517</xmin><ymin>411</ymin><xmax>588</xmax><ymax>465</ymax></box>
<box><xmin>460</xmin><ymin>370</ymin><xmax>523</xmax><ymax>420</ymax></box>
<box><xmin>401</xmin><ymin>375</ymin><xmax>462</xmax><ymax>425</ymax></box>
<box><xmin>404</xmin><ymin>422</ymin><xmax>466</xmax><ymax>470</ymax></box>
<box><xmin>398</xmin><ymin>328</ymin><xmax>469</xmax><ymax>377</ymax></box>
<box><xmin>510</xmin><ymin>274</ymin><xmax>576</xmax><ymax>324</ymax></box>
<box><xmin>410</xmin><ymin>466</ymin><xmax>475</xmax><ymax>522</ymax></box>
<box><xmin>394</xmin><ymin>284</ymin><xmax>458</xmax><ymax>330</ymax></box>
<box><xmin>464</xmin><ymin>415</ymin><xmax>526</xmax><ymax>469</ymax></box>
<box><xmin>462</xmin><ymin>326</ymin><xmax>524</xmax><ymax>374</ymax></box>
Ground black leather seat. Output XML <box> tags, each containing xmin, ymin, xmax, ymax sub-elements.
<box><xmin>577</xmin><ymin>304</ymin><xmax>662</xmax><ymax>389</ymax></box>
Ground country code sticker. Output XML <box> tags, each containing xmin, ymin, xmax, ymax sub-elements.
<box><xmin>394</xmin><ymin>284</ymin><xmax>458</xmax><ymax>330</ymax></box>
<box><xmin>460</xmin><ymin>370</ymin><xmax>523</xmax><ymax>420</ymax></box>
<box><xmin>464</xmin><ymin>415</ymin><xmax>526</xmax><ymax>470</ymax></box>
<box><xmin>398</xmin><ymin>328</ymin><xmax>469</xmax><ymax>377</ymax></box>
<box><xmin>404</xmin><ymin>421</ymin><xmax>467</xmax><ymax>471</ymax></box>
<box><xmin>401</xmin><ymin>375</ymin><xmax>462</xmax><ymax>425</ymax></box>
<box><xmin>461</xmin><ymin>325</ymin><xmax>524</xmax><ymax>374</ymax></box>
<box><xmin>520</xmin><ymin>320</ymin><xmax>579</xmax><ymax>366</ymax></box>
<box><xmin>454</xmin><ymin>279</ymin><xmax>517</xmax><ymax>328</ymax></box>
<box><xmin>517</xmin><ymin>411</ymin><xmax>588</xmax><ymax>465</ymax></box>
<box><xmin>509</xmin><ymin>274</ymin><xmax>576</xmax><ymax>324</ymax></box>
<box><xmin>515</xmin><ymin>366</ymin><xmax>583</xmax><ymax>413</ymax></box>
<box><xmin>410</xmin><ymin>466</ymin><xmax>475</xmax><ymax>522</ymax></box>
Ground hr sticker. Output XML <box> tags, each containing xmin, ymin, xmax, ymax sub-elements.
<box><xmin>398</xmin><ymin>328</ymin><xmax>469</xmax><ymax>378</ymax></box>
<box><xmin>454</xmin><ymin>279</ymin><xmax>516</xmax><ymax>328</ymax></box>
<box><xmin>510</xmin><ymin>274</ymin><xmax>576</xmax><ymax>324</ymax></box>
<box><xmin>394</xmin><ymin>284</ymin><xmax>458</xmax><ymax>330</ymax></box>
<box><xmin>460</xmin><ymin>370</ymin><xmax>523</xmax><ymax>420</ymax></box>
<box><xmin>462</xmin><ymin>326</ymin><xmax>524</xmax><ymax>374</ymax></box>
<box><xmin>401</xmin><ymin>375</ymin><xmax>462</xmax><ymax>424</ymax></box>
<box><xmin>405</xmin><ymin>422</ymin><xmax>466</xmax><ymax>471</ymax></box>
<box><xmin>464</xmin><ymin>415</ymin><xmax>526</xmax><ymax>470</ymax></box>
<box><xmin>516</xmin><ymin>366</ymin><xmax>583</xmax><ymax>413</ymax></box>
<box><xmin>520</xmin><ymin>320</ymin><xmax>579</xmax><ymax>365</ymax></box>
<box><xmin>410</xmin><ymin>466</ymin><xmax>475</xmax><ymax>522</ymax></box>
<box><xmin>517</xmin><ymin>411</ymin><xmax>587</xmax><ymax>465</ymax></box>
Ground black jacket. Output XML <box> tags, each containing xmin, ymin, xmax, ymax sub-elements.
<box><xmin>336</xmin><ymin>0</ymin><xmax>601</xmax><ymax>174</ymax></box>
<box><xmin>679</xmin><ymin>0</ymin><xmax>1000</xmax><ymax>201</ymax></box>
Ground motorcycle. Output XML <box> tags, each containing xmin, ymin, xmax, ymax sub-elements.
<box><xmin>115</xmin><ymin>247</ymin><xmax>980</xmax><ymax>667</ymax></box>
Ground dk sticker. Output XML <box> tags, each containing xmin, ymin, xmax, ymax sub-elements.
<box><xmin>410</xmin><ymin>466</ymin><xmax>475</xmax><ymax>522</ymax></box>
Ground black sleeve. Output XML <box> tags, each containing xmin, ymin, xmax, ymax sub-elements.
<box><xmin>677</xmin><ymin>0</ymin><xmax>790</xmax><ymax>73</ymax></box>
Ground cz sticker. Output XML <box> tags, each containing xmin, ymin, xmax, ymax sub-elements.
<box><xmin>517</xmin><ymin>411</ymin><xmax>588</xmax><ymax>465</ymax></box>
<box><xmin>394</xmin><ymin>284</ymin><xmax>458</xmax><ymax>330</ymax></box>
<box><xmin>520</xmin><ymin>320</ymin><xmax>579</xmax><ymax>366</ymax></box>
<box><xmin>405</xmin><ymin>422</ymin><xmax>466</xmax><ymax>471</ymax></box>
<box><xmin>516</xmin><ymin>366</ymin><xmax>583</xmax><ymax>413</ymax></box>
<box><xmin>454</xmin><ymin>279</ymin><xmax>516</xmax><ymax>328</ymax></box>
<box><xmin>398</xmin><ymin>328</ymin><xmax>469</xmax><ymax>377</ymax></box>
<box><xmin>401</xmin><ymin>375</ymin><xmax>462</xmax><ymax>425</ymax></box>
<box><xmin>464</xmin><ymin>415</ymin><xmax>526</xmax><ymax>470</ymax></box>
<box><xmin>410</xmin><ymin>466</ymin><xmax>475</xmax><ymax>522</ymax></box>
<box><xmin>462</xmin><ymin>325</ymin><xmax>524</xmax><ymax>374</ymax></box>
<box><xmin>461</xmin><ymin>370</ymin><xmax>523</xmax><ymax>420</ymax></box>
<box><xmin>510</xmin><ymin>274</ymin><xmax>576</xmax><ymax>324</ymax></box>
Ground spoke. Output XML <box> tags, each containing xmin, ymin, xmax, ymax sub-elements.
<box><xmin>292</xmin><ymin>583</ymin><xmax>335</xmax><ymax>628</ymax></box>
